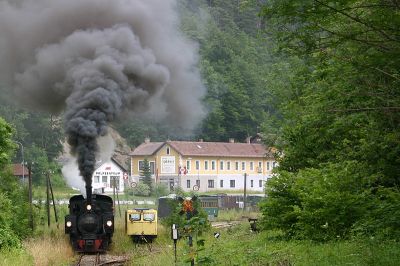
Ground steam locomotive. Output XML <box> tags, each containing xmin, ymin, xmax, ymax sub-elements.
<box><xmin>65</xmin><ymin>192</ymin><xmax>114</xmax><ymax>252</ymax></box>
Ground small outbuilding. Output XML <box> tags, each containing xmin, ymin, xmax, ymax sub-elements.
<box><xmin>91</xmin><ymin>158</ymin><xmax>128</xmax><ymax>193</ymax></box>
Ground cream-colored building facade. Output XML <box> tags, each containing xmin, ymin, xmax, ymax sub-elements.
<box><xmin>130</xmin><ymin>140</ymin><xmax>277</xmax><ymax>192</ymax></box>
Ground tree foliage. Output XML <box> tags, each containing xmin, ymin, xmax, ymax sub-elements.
<box><xmin>259</xmin><ymin>0</ymin><xmax>400</xmax><ymax>240</ymax></box>
<box><xmin>0</xmin><ymin>117</ymin><xmax>31</xmax><ymax>249</ymax></box>
<box><xmin>140</xmin><ymin>158</ymin><xmax>153</xmax><ymax>193</ymax></box>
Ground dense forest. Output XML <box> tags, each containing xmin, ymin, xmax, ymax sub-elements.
<box><xmin>0</xmin><ymin>0</ymin><xmax>399</xmax><ymax>250</ymax></box>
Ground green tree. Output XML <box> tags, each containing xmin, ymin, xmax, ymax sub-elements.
<box><xmin>140</xmin><ymin>158</ymin><xmax>153</xmax><ymax>194</ymax></box>
<box><xmin>259</xmin><ymin>0</ymin><xmax>400</xmax><ymax>240</ymax></box>
<box><xmin>0</xmin><ymin>117</ymin><xmax>31</xmax><ymax>249</ymax></box>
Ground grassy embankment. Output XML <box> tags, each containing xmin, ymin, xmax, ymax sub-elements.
<box><xmin>1</xmin><ymin>208</ymin><xmax>400</xmax><ymax>265</ymax></box>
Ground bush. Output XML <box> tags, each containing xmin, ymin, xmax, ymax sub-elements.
<box><xmin>0</xmin><ymin>193</ymin><xmax>22</xmax><ymax>250</ymax></box>
<box><xmin>133</xmin><ymin>182</ymin><xmax>150</xmax><ymax>196</ymax></box>
<box><xmin>152</xmin><ymin>183</ymin><xmax>169</xmax><ymax>197</ymax></box>
<box><xmin>259</xmin><ymin>161</ymin><xmax>399</xmax><ymax>241</ymax></box>
<box><xmin>0</xmin><ymin>227</ymin><xmax>21</xmax><ymax>250</ymax></box>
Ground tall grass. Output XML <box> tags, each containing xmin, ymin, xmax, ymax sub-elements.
<box><xmin>24</xmin><ymin>225</ymin><xmax>74</xmax><ymax>266</ymax></box>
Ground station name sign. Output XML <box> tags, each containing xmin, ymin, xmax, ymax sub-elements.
<box><xmin>161</xmin><ymin>156</ymin><xmax>175</xmax><ymax>174</ymax></box>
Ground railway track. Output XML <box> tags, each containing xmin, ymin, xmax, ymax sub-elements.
<box><xmin>75</xmin><ymin>253</ymin><xmax>128</xmax><ymax>266</ymax></box>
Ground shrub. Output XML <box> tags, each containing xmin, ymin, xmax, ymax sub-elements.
<box><xmin>0</xmin><ymin>227</ymin><xmax>21</xmax><ymax>250</ymax></box>
<box><xmin>259</xmin><ymin>161</ymin><xmax>394</xmax><ymax>241</ymax></box>
<box><xmin>133</xmin><ymin>182</ymin><xmax>150</xmax><ymax>196</ymax></box>
<box><xmin>152</xmin><ymin>183</ymin><xmax>169</xmax><ymax>197</ymax></box>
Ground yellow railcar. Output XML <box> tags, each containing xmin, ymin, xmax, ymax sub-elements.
<box><xmin>125</xmin><ymin>208</ymin><xmax>158</xmax><ymax>243</ymax></box>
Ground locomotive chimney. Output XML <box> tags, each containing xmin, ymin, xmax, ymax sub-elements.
<box><xmin>86</xmin><ymin>181</ymin><xmax>92</xmax><ymax>204</ymax></box>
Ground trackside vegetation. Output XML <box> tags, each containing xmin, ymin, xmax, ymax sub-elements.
<box><xmin>258</xmin><ymin>0</ymin><xmax>400</xmax><ymax>242</ymax></box>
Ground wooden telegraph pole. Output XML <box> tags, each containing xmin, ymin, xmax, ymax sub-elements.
<box><xmin>28</xmin><ymin>163</ymin><xmax>34</xmax><ymax>231</ymax></box>
<box><xmin>46</xmin><ymin>172</ymin><xmax>50</xmax><ymax>227</ymax></box>
<box><xmin>48</xmin><ymin>172</ymin><xmax>59</xmax><ymax>228</ymax></box>
<box><xmin>243</xmin><ymin>173</ymin><xmax>247</xmax><ymax>212</ymax></box>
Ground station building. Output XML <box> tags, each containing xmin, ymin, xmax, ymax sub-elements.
<box><xmin>130</xmin><ymin>139</ymin><xmax>277</xmax><ymax>192</ymax></box>
<box><xmin>91</xmin><ymin>158</ymin><xmax>128</xmax><ymax>193</ymax></box>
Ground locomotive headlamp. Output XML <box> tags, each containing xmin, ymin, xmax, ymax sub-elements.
<box><xmin>86</xmin><ymin>204</ymin><xmax>92</xmax><ymax>211</ymax></box>
<box><xmin>106</xmin><ymin>220</ymin><xmax>113</xmax><ymax>227</ymax></box>
<box><xmin>66</xmin><ymin>221</ymin><xmax>72</xmax><ymax>227</ymax></box>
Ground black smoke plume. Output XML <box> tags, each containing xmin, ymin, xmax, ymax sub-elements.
<box><xmin>0</xmin><ymin>0</ymin><xmax>206</xmax><ymax>195</ymax></box>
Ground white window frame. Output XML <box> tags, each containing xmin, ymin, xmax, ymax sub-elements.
<box><xmin>250</xmin><ymin>162</ymin><xmax>254</xmax><ymax>171</ymax></box>
<box><xmin>138</xmin><ymin>160</ymin><xmax>156</xmax><ymax>175</ymax></box>
<box><xmin>220</xmin><ymin>160</ymin><xmax>224</xmax><ymax>170</ymax></box>
<box><xmin>204</xmin><ymin>160</ymin><xmax>209</xmax><ymax>170</ymax></box>
<box><xmin>242</xmin><ymin>162</ymin><xmax>246</xmax><ymax>171</ymax></box>
<box><xmin>186</xmin><ymin>160</ymin><xmax>191</xmax><ymax>170</ymax></box>
<box><xmin>227</xmin><ymin>161</ymin><xmax>231</xmax><ymax>170</ymax></box>
<box><xmin>211</xmin><ymin>160</ymin><xmax>216</xmax><ymax>170</ymax></box>
<box><xmin>195</xmin><ymin>160</ymin><xmax>200</xmax><ymax>170</ymax></box>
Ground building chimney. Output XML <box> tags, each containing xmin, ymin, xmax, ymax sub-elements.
<box><xmin>229</xmin><ymin>138</ymin><xmax>235</xmax><ymax>143</ymax></box>
<box><xmin>144</xmin><ymin>137</ymin><xmax>150</xmax><ymax>144</ymax></box>
<box><xmin>246</xmin><ymin>136</ymin><xmax>251</xmax><ymax>144</ymax></box>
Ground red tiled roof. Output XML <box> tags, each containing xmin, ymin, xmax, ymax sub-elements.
<box><xmin>130</xmin><ymin>142</ymin><xmax>164</xmax><ymax>156</ymax></box>
<box><xmin>131</xmin><ymin>141</ymin><xmax>272</xmax><ymax>158</ymax></box>
<box><xmin>168</xmin><ymin>141</ymin><xmax>268</xmax><ymax>158</ymax></box>
<box><xmin>13</xmin><ymin>164</ymin><xmax>28</xmax><ymax>176</ymax></box>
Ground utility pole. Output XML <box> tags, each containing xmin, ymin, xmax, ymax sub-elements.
<box><xmin>48</xmin><ymin>171</ymin><xmax>59</xmax><ymax>228</ymax></box>
<box><xmin>243</xmin><ymin>173</ymin><xmax>247</xmax><ymax>212</ymax></box>
<box><xmin>27</xmin><ymin>163</ymin><xmax>34</xmax><ymax>231</ymax></box>
<box><xmin>46</xmin><ymin>172</ymin><xmax>50</xmax><ymax>227</ymax></box>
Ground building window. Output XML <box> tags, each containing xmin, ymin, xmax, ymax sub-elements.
<box><xmin>186</xmin><ymin>160</ymin><xmax>191</xmax><ymax>170</ymax></box>
<box><xmin>208</xmin><ymin>180</ymin><xmax>214</xmax><ymax>188</ymax></box>
<box><xmin>242</xmin><ymin>162</ymin><xmax>246</xmax><ymax>171</ymax></box>
<box><xmin>259</xmin><ymin>180</ymin><xmax>263</xmax><ymax>187</ymax></box>
<box><xmin>102</xmin><ymin>176</ymin><xmax>107</xmax><ymax>183</ymax></box>
<box><xmin>251</xmin><ymin>180</ymin><xmax>254</xmax><ymax>187</ymax></box>
<box><xmin>187</xmin><ymin>180</ymin><xmax>191</xmax><ymax>189</ymax></box>
<box><xmin>110</xmin><ymin>176</ymin><xmax>119</xmax><ymax>190</ymax></box>
<box><xmin>235</xmin><ymin>162</ymin><xmax>239</xmax><ymax>171</ymax></box>
<box><xmin>258</xmin><ymin>161</ymin><xmax>262</xmax><ymax>168</ymax></box>
<box><xmin>220</xmin><ymin>180</ymin><xmax>223</xmax><ymax>188</ymax></box>
<box><xmin>166</xmin><ymin>147</ymin><xmax>170</xmax><ymax>155</ymax></box>
<box><xmin>267</xmin><ymin>162</ymin><xmax>270</xmax><ymax>170</ymax></box>
<box><xmin>227</xmin><ymin>161</ymin><xmax>231</xmax><ymax>170</ymax></box>
<box><xmin>196</xmin><ymin>179</ymin><xmax>200</xmax><ymax>187</ymax></box>
<box><xmin>211</xmin><ymin>160</ymin><xmax>216</xmax><ymax>170</ymax></box>
<box><xmin>94</xmin><ymin>176</ymin><xmax>99</xmax><ymax>183</ymax></box>
<box><xmin>273</xmin><ymin>161</ymin><xmax>277</xmax><ymax>168</ymax></box>
<box><xmin>220</xmin><ymin>161</ymin><xmax>224</xmax><ymax>170</ymax></box>
<box><xmin>230</xmin><ymin>180</ymin><xmax>235</xmax><ymax>188</ymax></box>
<box><xmin>204</xmin><ymin>161</ymin><xmax>209</xmax><ymax>170</ymax></box>
<box><xmin>138</xmin><ymin>160</ymin><xmax>155</xmax><ymax>175</ymax></box>
<box><xmin>196</xmin><ymin>160</ymin><xmax>200</xmax><ymax>170</ymax></box>
<box><xmin>250</xmin><ymin>162</ymin><xmax>254</xmax><ymax>171</ymax></box>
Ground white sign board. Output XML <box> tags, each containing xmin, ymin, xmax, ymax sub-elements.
<box><xmin>161</xmin><ymin>156</ymin><xmax>175</xmax><ymax>174</ymax></box>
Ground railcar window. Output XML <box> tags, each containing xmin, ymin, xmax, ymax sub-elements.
<box><xmin>129</xmin><ymin>213</ymin><xmax>141</xmax><ymax>221</ymax></box>
<box><xmin>143</xmin><ymin>213</ymin><xmax>155</xmax><ymax>221</ymax></box>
